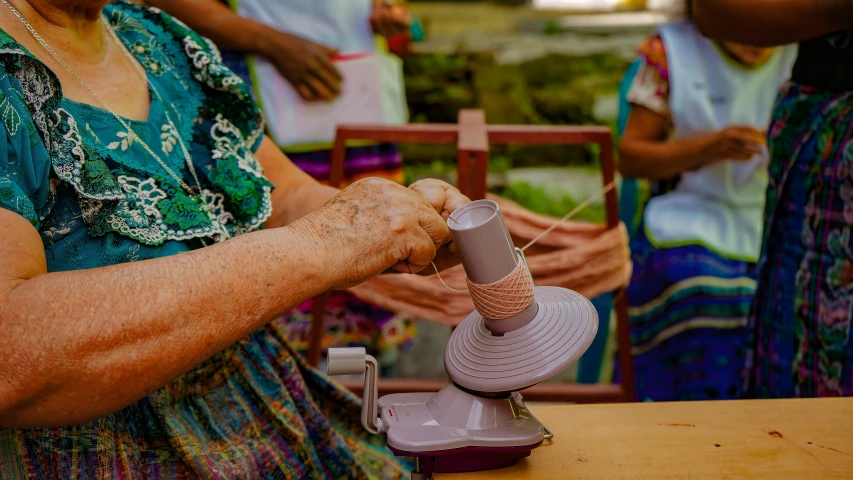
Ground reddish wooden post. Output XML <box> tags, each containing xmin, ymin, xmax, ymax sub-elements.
<box><xmin>306</xmin><ymin>293</ymin><xmax>328</xmax><ymax>367</ymax></box>
<box><xmin>456</xmin><ymin>110</ymin><xmax>489</xmax><ymax>200</ymax></box>
<box><xmin>598</xmin><ymin>134</ymin><xmax>635</xmax><ymax>402</ymax></box>
<box><xmin>329</xmin><ymin>134</ymin><xmax>348</xmax><ymax>190</ymax></box>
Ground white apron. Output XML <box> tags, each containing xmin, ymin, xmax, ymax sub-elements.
<box><xmin>233</xmin><ymin>0</ymin><xmax>408</xmax><ymax>148</ymax></box>
<box><xmin>643</xmin><ymin>22</ymin><xmax>797</xmax><ymax>261</ymax></box>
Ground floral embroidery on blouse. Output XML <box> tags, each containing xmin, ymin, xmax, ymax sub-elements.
<box><xmin>626</xmin><ymin>33</ymin><xmax>671</xmax><ymax>116</ymax></box>
<box><xmin>0</xmin><ymin>1</ymin><xmax>272</xmax><ymax>261</ymax></box>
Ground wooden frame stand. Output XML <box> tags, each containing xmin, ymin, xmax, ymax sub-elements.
<box><xmin>307</xmin><ymin>109</ymin><xmax>635</xmax><ymax>403</ymax></box>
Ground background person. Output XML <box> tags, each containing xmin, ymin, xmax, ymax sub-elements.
<box><xmin>619</xmin><ymin>3</ymin><xmax>797</xmax><ymax>401</ymax></box>
<box><xmin>692</xmin><ymin>0</ymin><xmax>853</xmax><ymax>398</ymax></box>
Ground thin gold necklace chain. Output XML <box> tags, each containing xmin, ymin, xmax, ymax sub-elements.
<box><xmin>0</xmin><ymin>0</ymin><xmax>204</xmax><ymax>199</ymax></box>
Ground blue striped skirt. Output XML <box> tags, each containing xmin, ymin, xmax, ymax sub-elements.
<box><xmin>628</xmin><ymin>225</ymin><xmax>757</xmax><ymax>401</ymax></box>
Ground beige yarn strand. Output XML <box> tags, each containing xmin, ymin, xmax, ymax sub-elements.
<box><xmin>431</xmin><ymin>181</ymin><xmax>616</xmax><ymax>319</ymax></box>
<box><xmin>520</xmin><ymin>182</ymin><xmax>616</xmax><ymax>251</ymax></box>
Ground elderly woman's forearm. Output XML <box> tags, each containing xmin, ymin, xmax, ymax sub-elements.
<box><xmin>692</xmin><ymin>0</ymin><xmax>853</xmax><ymax>45</ymax></box>
<box><xmin>0</xmin><ymin>220</ymin><xmax>331</xmax><ymax>429</ymax></box>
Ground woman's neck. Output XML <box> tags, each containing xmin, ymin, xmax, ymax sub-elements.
<box><xmin>6</xmin><ymin>0</ymin><xmax>111</xmax><ymax>60</ymax></box>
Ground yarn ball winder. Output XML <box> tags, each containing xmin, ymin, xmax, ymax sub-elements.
<box><xmin>327</xmin><ymin>199</ymin><xmax>599</xmax><ymax>479</ymax></box>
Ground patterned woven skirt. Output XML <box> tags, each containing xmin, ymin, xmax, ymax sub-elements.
<box><xmin>0</xmin><ymin>318</ymin><xmax>409</xmax><ymax>479</ymax></box>
<box><xmin>745</xmin><ymin>82</ymin><xmax>853</xmax><ymax>398</ymax></box>
<box><xmin>628</xmin><ymin>225</ymin><xmax>757</xmax><ymax>402</ymax></box>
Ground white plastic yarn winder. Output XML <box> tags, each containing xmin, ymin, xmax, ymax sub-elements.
<box><xmin>328</xmin><ymin>199</ymin><xmax>598</xmax><ymax>479</ymax></box>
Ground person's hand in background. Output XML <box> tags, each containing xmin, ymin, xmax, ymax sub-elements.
<box><xmin>256</xmin><ymin>27</ymin><xmax>342</xmax><ymax>102</ymax></box>
<box><xmin>145</xmin><ymin>0</ymin><xmax>343</xmax><ymax>102</ymax></box>
<box><xmin>619</xmin><ymin>104</ymin><xmax>768</xmax><ymax>180</ymax></box>
<box><xmin>370</xmin><ymin>0</ymin><xmax>411</xmax><ymax>38</ymax></box>
<box><xmin>700</xmin><ymin>126</ymin><xmax>766</xmax><ymax>162</ymax></box>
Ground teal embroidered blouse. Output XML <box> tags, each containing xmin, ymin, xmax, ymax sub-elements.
<box><xmin>0</xmin><ymin>2</ymin><xmax>273</xmax><ymax>272</ymax></box>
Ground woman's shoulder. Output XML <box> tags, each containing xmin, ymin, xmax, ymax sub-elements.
<box><xmin>106</xmin><ymin>2</ymin><xmax>257</xmax><ymax>109</ymax></box>
<box><xmin>105</xmin><ymin>2</ymin><xmax>263</xmax><ymax>145</ymax></box>
<box><xmin>0</xmin><ymin>24</ymin><xmax>63</xmax><ymax>109</ymax></box>
<box><xmin>105</xmin><ymin>2</ymin><xmax>229</xmax><ymax>75</ymax></box>
<box><xmin>106</xmin><ymin>2</ymin><xmax>200</xmax><ymax>39</ymax></box>
<box><xmin>624</xmin><ymin>33</ymin><xmax>671</xmax><ymax>117</ymax></box>
<box><xmin>105</xmin><ymin>2</ymin><xmax>215</xmax><ymax>61</ymax></box>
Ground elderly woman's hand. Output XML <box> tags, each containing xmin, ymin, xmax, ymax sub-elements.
<box><xmin>408</xmin><ymin>178</ymin><xmax>470</xmax><ymax>273</ymax></box>
<box><xmin>300</xmin><ymin>177</ymin><xmax>468</xmax><ymax>290</ymax></box>
<box><xmin>409</xmin><ymin>178</ymin><xmax>471</xmax><ymax>221</ymax></box>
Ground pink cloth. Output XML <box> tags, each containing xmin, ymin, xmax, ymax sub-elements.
<box><xmin>348</xmin><ymin>195</ymin><xmax>632</xmax><ymax>326</ymax></box>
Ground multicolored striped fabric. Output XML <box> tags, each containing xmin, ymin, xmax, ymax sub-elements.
<box><xmin>282</xmin><ymin>292</ymin><xmax>416</xmax><ymax>369</ymax></box>
<box><xmin>288</xmin><ymin>144</ymin><xmax>404</xmax><ymax>187</ymax></box>
<box><xmin>744</xmin><ymin>77</ymin><xmax>853</xmax><ymax>398</ymax></box>
<box><xmin>2</xmin><ymin>319</ymin><xmax>409</xmax><ymax>479</ymax></box>
<box><xmin>628</xmin><ymin>226</ymin><xmax>757</xmax><ymax>402</ymax></box>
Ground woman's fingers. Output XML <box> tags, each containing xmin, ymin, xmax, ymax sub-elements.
<box><xmin>409</xmin><ymin>178</ymin><xmax>472</xmax><ymax>220</ymax></box>
<box><xmin>728</xmin><ymin>126</ymin><xmax>767</xmax><ymax>146</ymax></box>
<box><xmin>418</xmin><ymin>206</ymin><xmax>451</xmax><ymax>249</ymax></box>
<box><xmin>386</xmin><ymin>212</ymin><xmax>443</xmax><ymax>274</ymax></box>
<box><xmin>370</xmin><ymin>6</ymin><xmax>411</xmax><ymax>38</ymax></box>
<box><xmin>717</xmin><ymin>126</ymin><xmax>767</xmax><ymax>161</ymax></box>
<box><xmin>442</xmin><ymin>189</ymin><xmax>471</xmax><ymax>220</ymax></box>
<box><xmin>305</xmin><ymin>74</ymin><xmax>339</xmax><ymax>101</ymax></box>
<box><xmin>409</xmin><ymin>180</ymin><xmax>469</xmax><ymax>264</ymax></box>
<box><xmin>390</xmin><ymin>227</ymin><xmax>438</xmax><ymax>274</ymax></box>
<box><xmin>409</xmin><ymin>179</ymin><xmax>447</xmax><ymax>216</ymax></box>
<box><xmin>401</xmin><ymin>185</ymin><xmax>452</xmax><ymax>249</ymax></box>
<box><xmin>311</xmin><ymin>53</ymin><xmax>343</xmax><ymax>92</ymax></box>
<box><xmin>317</xmin><ymin>45</ymin><xmax>344</xmax><ymax>81</ymax></box>
<box><xmin>296</xmin><ymin>84</ymin><xmax>317</xmax><ymax>102</ymax></box>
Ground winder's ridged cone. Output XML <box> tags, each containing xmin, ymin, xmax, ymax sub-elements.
<box><xmin>445</xmin><ymin>200</ymin><xmax>599</xmax><ymax>393</ymax></box>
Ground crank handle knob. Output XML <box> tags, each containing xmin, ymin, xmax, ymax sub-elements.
<box><xmin>327</xmin><ymin>347</ymin><xmax>368</xmax><ymax>376</ymax></box>
<box><xmin>326</xmin><ymin>347</ymin><xmax>383</xmax><ymax>435</ymax></box>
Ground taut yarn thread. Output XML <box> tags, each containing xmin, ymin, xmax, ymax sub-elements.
<box><xmin>432</xmin><ymin>182</ymin><xmax>616</xmax><ymax>320</ymax></box>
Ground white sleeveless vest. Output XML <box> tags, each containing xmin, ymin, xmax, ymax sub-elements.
<box><xmin>643</xmin><ymin>22</ymin><xmax>797</xmax><ymax>261</ymax></box>
<box><xmin>234</xmin><ymin>0</ymin><xmax>376</xmax><ymax>54</ymax></box>
<box><xmin>232</xmin><ymin>0</ymin><xmax>408</xmax><ymax>148</ymax></box>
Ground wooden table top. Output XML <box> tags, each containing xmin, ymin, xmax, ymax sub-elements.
<box><xmin>436</xmin><ymin>398</ymin><xmax>853</xmax><ymax>479</ymax></box>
